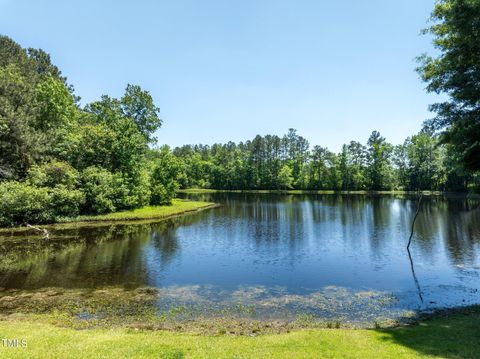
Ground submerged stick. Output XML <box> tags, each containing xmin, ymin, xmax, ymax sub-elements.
<box><xmin>407</xmin><ymin>246</ymin><xmax>424</xmax><ymax>304</ymax></box>
<box><xmin>406</xmin><ymin>194</ymin><xmax>424</xmax><ymax>304</ymax></box>
<box><xmin>26</xmin><ymin>224</ymin><xmax>50</xmax><ymax>240</ymax></box>
<box><xmin>407</xmin><ymin>194</ymin><xmax>423</xmax><ymax>250</ymax></box>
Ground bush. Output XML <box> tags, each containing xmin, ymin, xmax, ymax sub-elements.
<box><xmin>150</xmin><ymin>147</ymin><xmax>180</xmax><ymax>205</ymax></box>
<box><xmin>80</xmin><ymin>167</ymin><xmax>118</xmax><ymax>214</ymax></box>
<box><xmin>49</xmin><ymin>185</ymin><xmax>85</xmax><ymax>219</ymax></box>
<box><xmin>80</xmin><ymin>167</ymin><xmax>152</xmax><ymax>214</ymax></box>
<box><xmin>0</xmin><ymin>181</ymin><xmax>53</xmax><ymax>226</ymax></box>
<box><xmin>26</xmin><ymin>160</ymin><xmax>79</xmax><ymax>189</ymax></box>
<box><xmin>116</xmin><ymin>168</ymin><xmax>151</xmax><ymax>210</ymax></box>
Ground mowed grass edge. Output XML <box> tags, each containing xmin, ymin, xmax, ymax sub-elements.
<box><xmin>0</xmin><ymin>310</ymin><xmax>479</xmax><ymax>358</ymax></box>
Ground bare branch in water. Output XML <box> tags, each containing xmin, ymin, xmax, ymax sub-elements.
<box><xmin>407</xmin><ymin>194</ymin><xmax>423</xmax><ymax>250</ymax></box>
<box><xmin>406</xmin><ymin>194</ymin><xmax>424</xmax><ymax>305</ymax></box>
<box><xmin>26</xmin><ymin>224</ymin><xmax>50</xmax><ymax>240</ymax></box>
<box><xmin>407</xmin><ymin>246</ymin><xmax>424</xmax><ymax>304</ymax></box>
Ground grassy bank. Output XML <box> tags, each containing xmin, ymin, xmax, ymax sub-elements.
<box><xmin>0</xmin><ymin>199</ymin><xmax>218</xmax><ymax>232</ymax></box>
<box><xmin>65</xmin><ymin>199</ymin><xmax>218</xmax><ymax>223</ymax></box>
<box><xmin>0</xmin><ymin>309</ymin><xmax>479</xmax><ymax>358</ymax></box>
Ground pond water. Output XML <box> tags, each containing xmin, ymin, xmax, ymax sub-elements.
<box><xmin>1</xmin><ymin>193</ymin><xmax>480</xmax><ymax>323</ymax></box>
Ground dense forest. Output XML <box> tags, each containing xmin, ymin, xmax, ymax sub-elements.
<box><xmin>172</xmin><ymin>128</ymin><xmax>475</xmax><ymax>192</ymax></box>
<box><xmin>0</xmin><ymin>0</ymin><xmax>479</xmax><ymax>227</ymax></box>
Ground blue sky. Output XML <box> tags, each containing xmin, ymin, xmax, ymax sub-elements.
<box><xmin>0</xmin><ymin>0</ymin><xmax>439</xmax><ymax>150</ymax></box>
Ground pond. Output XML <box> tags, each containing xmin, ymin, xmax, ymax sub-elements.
<box><xmin>1</xmin><ymin>193</ymin><xmax>480</xmax><ymax>325</ymax></box>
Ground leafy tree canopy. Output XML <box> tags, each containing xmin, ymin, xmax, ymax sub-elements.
<box><xmin>418</xmin><ymin>0</ymin><xmax>480</xmax><ymax>171</ymax></box>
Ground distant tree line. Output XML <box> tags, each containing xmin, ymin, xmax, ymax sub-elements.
<box><xmin>172</xmin><ymin>128</ymin><xmax>476</xmax><ymax>192</ymax></box>
<box><xmin>0</xmin><ymin>36</ymin><xmax>180</xmax><ymax>226</ymax></box>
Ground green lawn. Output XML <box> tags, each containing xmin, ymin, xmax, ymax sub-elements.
<box><xmin>0</xmin><ymin>311</ymin><xmax>478</xmax><ymax>358</ymax></box>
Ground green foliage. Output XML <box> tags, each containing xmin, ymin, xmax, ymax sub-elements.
<box><xmin>49</xmin><ymin>185</ymin><xmax>85</xmax><ymax>219</ymax></box>
<box><xmin>277</xmin><ymin>165</ymin><xmax>293</xmax><ymax>189</ymax></box>
<box><xmin>172</xmin><ymin>129</ymin><xmax>475</xmax><ymax>192</ymax></box>
<box><xmin>34</xmin><ymin>75</ymin><xmax>77</xmax><ymax>132</ymax></box>
<box><xmin>0</xmin><ymin>36</ymin><xmax>172</xmax><ymax>225</ymax></box>
<box><xmin>418</xmin><ymin>0</ymin><xmax>480</xmax><ymax>171</ymax></box>
<box><xmin>0</xmin><ymin>35</ymin><xmax>76</xmax><ymax>181</ymax></box>
<box><xmin>0</xmin><ymin>64</ymin><xmax>38</xmax><ymax>179</ymax></box>
<box><xmin>24</xmin><ymin>160</ymin><xmax>85</xmax><ymax>218</ymax></box>
<box><xmin>150</xmin><ymin>146</ymin><xmax>181</xmax><ymax>205</ymax></box>
<box><xmin>121</xmin><ymin>84</ymin><xmax>162</xmax><ymax>143</ymax></box>
<box><xmin>80</xmin><ymin>167</ymin><xmax>120</xmax><ymax>215</ymax></box>
<box><xmin>117</xmin><ymin>167</ymin><xmax>152</xmax><ymax>210</ymax></box>
<box><xmin>405</xmin><ymin>132</ymin><xmax>446</xmax><ymax>190</ymax></box>
<box><xmin>0</xmin><ymin>181</ymin><xmax>52</xmax><ymax>226</ymax></box>
<box><xmin>61</xmin><ymin>121</ymin><xmax>117</xmax><ymax>170</ymax></box>
<box><xmin>367</xmin><ymin>131</ymin><xmax>394</xmax><ymax>190</ymax></box>
<box><xmin>26</xmin><ymin>160</ymin><xmax>79</xmax><ymax>189</ymax></box>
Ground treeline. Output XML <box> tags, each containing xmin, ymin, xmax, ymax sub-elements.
<box><xmin>0</xmin><ymin>36</ymin><xmax>180</xmax><ymax>226</ymax></box>
<box><xmin>173</xmin><ymin>129</ymin><xmax>476</xmax><ymax>192</ymax></box>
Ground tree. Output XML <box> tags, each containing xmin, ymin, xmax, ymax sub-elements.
<box><xmin>366</xmin><ymin>131</ymin><xmax>394</xmax><ymax>190</ymax></box>
<box><xmin>418</xmin><ymin>0</ymin><xmax>480</xmax><ymax>171</ymax></box>
<box><xmin>393</xmin><ymin>144</ymin><xmax>409</xmax><ymax>190</ymax></box>
<box><xmin>277</xmin><ymin>165</ymin><xmax>293</xmax><ymax>190</ymax></box>
<box><xmin>0</xmin><ymin>36</ymin><xmax>78</xmax><ymax>180</ymax></box>
<box><xmin>282</xmin><ymin>129</ymin><xmax>309</xmax><ymax>188</ymax></box>
<box><xmin>121</xmin><ymin>84</ymin><xmax>162</xmax><ymax>144</ymax></box>
<box><xmin>150</xmin><ymin>146</ymin><xmax>181</xmax><ymax>205</ymax></box>
<box><xmin>308</xmin><ymin>146</ymin><xmax>330</xmax><ymax>189</ymax></box>
<box><xmin>0</xmin><ymin>36</ymin><xmax>176</xmax><ymax>225</ymax></box>
<box><xmin>0</xmin><ymin>65</ymin><xmax>39</xmax><ymax>179</ymax></box>
<box><xmin>405</xmin><ymin>132</ymin><xmax>445</xmax><ymax>190</ymax></box>
<box><xmin>347</xmin><ymin>141</ymin><xmax>368</xmax><ymax>190</ymax></box>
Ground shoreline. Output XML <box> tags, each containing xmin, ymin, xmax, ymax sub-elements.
<box><xmin>179</xmin><ymin>188</ymin><xmax>479</xmax><ymax>197</ymax></box>
<box><xmin>0</xmin><ymin>199</ymin><xmax>219</xmax><ymax>233</ymax></box>
<box><xmin>0</xmin><ymin>305</ymin><xmax>478</xmax><ymax>358</ymax></box>
<box><xmin>1</xmin><ymin>285</ymin><xmax>478</xmax><ymax>334</ymax></box>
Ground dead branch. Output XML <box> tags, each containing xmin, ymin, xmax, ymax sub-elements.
<box><xmin>26</xmin><ymin>224</ymin><xmax>50</xmax><ymax>240</ymax></box>
<box><xmin>407</xmin><ymin>194</ymin><xmax>423</xmax><ymax>250</ymax></box>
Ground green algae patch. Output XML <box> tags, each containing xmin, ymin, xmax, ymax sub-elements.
<box><xmin>0</xmin><ymin>286</ymin><xmax>415</xmax><ymax>335</ymax></box>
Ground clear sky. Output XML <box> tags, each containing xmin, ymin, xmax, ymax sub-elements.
<box><xmin>0</xmin><ymin>0</ymin><xmax>439</xmax><ymax>151</ymax></box>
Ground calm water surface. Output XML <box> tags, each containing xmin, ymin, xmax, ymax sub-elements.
<box><xmin>1</xmin><ymin>193</ymin><xmax>480</xmax><ymax>321</ymax></box>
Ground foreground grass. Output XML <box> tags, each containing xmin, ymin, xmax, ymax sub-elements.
<box><xmin>0</xmin><ymin>310</ymin><xmax>479</xmax><ymax>358</ymax></box>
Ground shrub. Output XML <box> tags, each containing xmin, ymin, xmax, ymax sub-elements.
<box><xmin>0</xmin><ymin>181</ymin><xmax>53</xmax><ymax>226</ymax></box>
<box><xmin>116</xmin><ymin>168</ymin><xmax>151</xmax><ymax>210</ymax></box>
<box><xmin>80</xmin><ymin>167</ymin><xmax>118</xmax><ymax>214</ymax></box>
<box><xmin>49</xmin><ymin>185</ymin><xmax>85</xmax><ymax>219</ymax></box>
<box><xmin>26</xmin><ymin>160</ymin><xmax>79</xmax><ymax>189</ymax></box>
<box><xmin>150</xmin><ymin>147</ymin><xmax>180</xmax><ymax>205</ymax></box>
